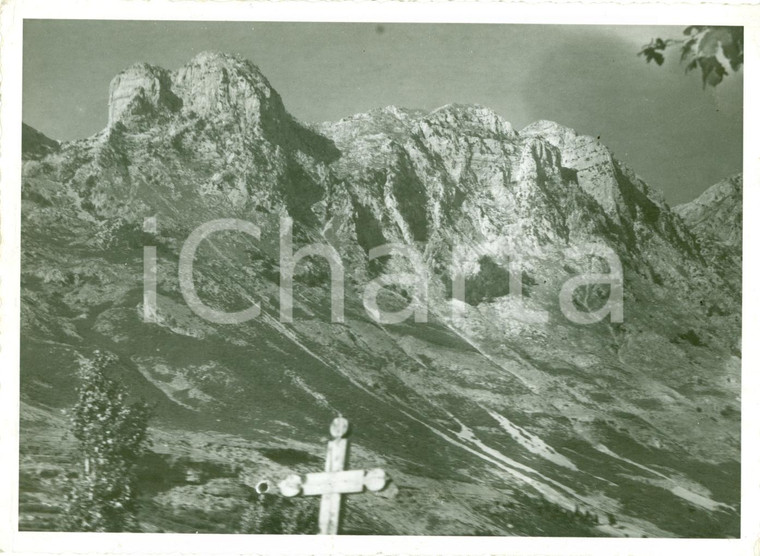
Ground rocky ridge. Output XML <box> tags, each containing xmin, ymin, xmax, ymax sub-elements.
<box><xmin>675</xmin><ymin>174</ymin><xmax>742</xmax><ymax>249</ymax></box>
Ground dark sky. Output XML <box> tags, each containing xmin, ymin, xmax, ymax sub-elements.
<box><xmin>22</xmin><ymin>21</ymin><xmax>742</xmax><ymax>205</ymax></box>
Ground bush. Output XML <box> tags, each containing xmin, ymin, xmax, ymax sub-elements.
<box><xmin>238</xmin><ymin>493</ymin><xmax>319</xmax><ymax>534</ymax></box>
<box><xmin>466</xmin><ymin>256</ymin><xmax>510</xmax><ymax>305</ymax></box>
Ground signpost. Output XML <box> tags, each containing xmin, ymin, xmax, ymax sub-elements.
<box><xmin>270</xmin><ymin>417</ymin><xmax>388</xmax><ymax>535</ymax></box>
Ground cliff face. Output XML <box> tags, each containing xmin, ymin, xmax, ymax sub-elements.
<box><xmin>108</xmin><ymin>53</ymin><xmax>285</xmax><ymax>129</ymax></box>
<box><xmin>675</xmin><ymin>174</ymin><xmax>742</xmax><ymax>249</ymax></box>
<box><xmin>674</xmin><ymin>173</ymin><xmax>742</xmax><ymax>293</ymax></box>
<box><xmin>19</xmin><ymin>52</ymin><xmax>741</xmax><ymax>537</ymax></box>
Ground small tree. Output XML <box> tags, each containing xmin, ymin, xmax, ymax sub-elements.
<box><xmin>61</xmin><ymin>351</ymin><xmax>150</xmax><ymax>532</ymax></box>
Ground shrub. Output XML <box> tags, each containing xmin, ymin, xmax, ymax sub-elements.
<box><xmin>238</xmin><ymin>493</ymin><xmax>319</xmax><ymax>534</ymax></box>
<box><xmin>60</xmin><ymin>351</ymin><xmax>150</xmax><ymax>532</ymax></box>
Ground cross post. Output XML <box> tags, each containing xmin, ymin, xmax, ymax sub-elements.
<box><xmin>274</xmin><ymin>417</ymin><xmax>387</xmax><ymax>534</ymax></box>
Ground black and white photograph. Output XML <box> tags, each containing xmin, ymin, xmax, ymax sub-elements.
<box><xmin>1</xmin><ymin>3</ymin><xmax>757</xmax><ymax>554</ymax></box>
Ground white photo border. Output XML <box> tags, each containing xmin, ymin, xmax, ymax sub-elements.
<box><xmin>1</xmin><ymin>1</ymin><xmax>757</xmax><ymax>554</ymax></box>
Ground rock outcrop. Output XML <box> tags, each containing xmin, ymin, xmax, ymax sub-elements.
<box><xmin>675</xmin><ymin>173</ymin><xmax>742</xmax><ymax>290</ymax></box>
<box><xmin>675</xmin><ymin>173</ymin><xmax>742</xmax><ymax>249</ymax></box>
<box><xmin>108</xmin><ymin>52</ymin><xmax>288</xmax><ymax>134</ymax></box>
<box><xmin>172</xmin><ymin>51</ymin><xmax>287</xmax><ymax>131</ymax></box>
<box><xmin>108</xmin><ymin>63</ymin><xmax>180</xmax><ymax>125</ymax></box>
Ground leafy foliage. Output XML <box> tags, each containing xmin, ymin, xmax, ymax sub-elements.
<box><xmin>238</xmin><ymin>493</ymin><xmax>319</xmax><ymax>534</ymax></box>
<box><xmin>639</xmin><ymin>26</ymin><xmax>743</xmax><ymax>87</ymax></box>
<box><xmin>61</xmin><ymin>351</ymin><xmax>151</xmax><ymax>532</ymax></box>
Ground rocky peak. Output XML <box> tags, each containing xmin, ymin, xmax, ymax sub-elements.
<box><xmin>675</xmin><ymin>174</ymin><xmax>742</xmax><ymax>248</ymax></box>
<box><xmin>48</xmin><ymin>52</ymin><xmax>715</xmax><ymax>270</ymax></box>
<box><xmin>320</xmin><ymin>106</ymin><xmax>424</xmax><ymax>145</ymax></box>
<box><xmin>520</xmin><ymin>119</ymin><xmax>611</xmax><ymax>176</ymax></box>
<box><xmin>108</xmin><ymin>63</ymin><xmax>180</xmax><ymax>126</ymax></box>
<box><xmin>107</xmin><ymin>52</ymin><xmax>287</xmax><ymax>132</ymax></box>
<box><xmin>421</xmin><ymin>104</ymin><xmax>516</xmax><ymax>139</ymax></box>
<box><xmin>520</xmin><ymin>120</ymin><xmax>578</xmax><ymax>147</ymax></box>
<box><xmin>171</xmin><ymin>51</ymin><xmax>286</xmax><ymax>129</ymax></box>
<box><xmin>522</xmin><ymin>118</ymin><xmax>655</xmax><ymax>227</ymax></box>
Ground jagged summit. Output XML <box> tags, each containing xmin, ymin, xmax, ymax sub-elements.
<box><xmin>675</xmin><ymin>173</ymin><xmax>742</xmax><ymax>248</ymax></box>
<box><xmin>321</xmin><ymin>104</ymin><xmax>517</xmax><ymax>145</ymax></box>
<box><xmin>24</xmin><ymin>50</ymin><xmax>729</xmax><ymax>264</ymax></box>
<box><xmin>183</xmin><ymin>50</ymin><xmax>259</xmax><ymax>72</ymax></box>
<box><xmin>319</xmin><ymin>105</ymin><xmax>426</xmax><ymax>141</ymax></box>
<box><xmin>423</xmin><ymin>103</ymin><xmax>516</xmax><ymax>139</ymax></box>
<box><xmin>521</xmin><ymin>119</ymin><xmax>578</xmax><ymax>138</ymax></box>
<box><xmin>108</xmin><ymin>62</ymin><xmax>179</xmax><ymax>125</ymax></box>
<box><xmin>107</xmin><ymin>51</ymin><xmax>285</xmax><ymax>130</ymax></box>
<box><xmin>521</xmin><ymin>117</ymin><xmax>675</xmax><ymax>232</ymax></box>
<box><xmin>172</xmin><ymin>51</ymin><xmax>283</xmax><ymax>125</ymax></box>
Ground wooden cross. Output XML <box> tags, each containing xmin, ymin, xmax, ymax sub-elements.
<box><xmin>274</xmin><ymin>417</ymin><xmax>387</xmax><ymax>535</ymax></box>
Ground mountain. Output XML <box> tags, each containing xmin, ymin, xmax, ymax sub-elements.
<box><xmin>19</xmin><ymin>52</ymin><xmax>741</xmax><ymax>537</ymax></box>
<box><xmin>674</xmin><ymin>174</ymin><xmax>742</xmax><ymax>292</ymax></box>
<box><xmin>22</xmin><ymin>123</ymin><xmax>59</xmax><ymax>160</ymax></box>
<box><xmin>675</xmin><ymin>174</ymin><xmax>742</xmax><ymax>249</ymax></box>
